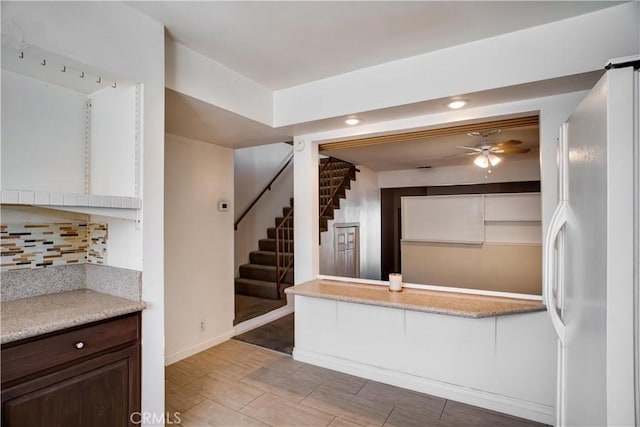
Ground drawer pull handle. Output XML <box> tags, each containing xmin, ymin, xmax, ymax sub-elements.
<box><xmin>74</xmin><ymin>342</ymin><xmax>85</xmax><ymax>349</ymax></box>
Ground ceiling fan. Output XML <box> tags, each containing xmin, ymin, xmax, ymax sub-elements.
<box><xmin>455</xmin><ymin>130</ymin><xmax>530</xmax><ymax>172</ymax></box>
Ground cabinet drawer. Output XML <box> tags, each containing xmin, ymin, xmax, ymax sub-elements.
<box><xmin>1</xmin><ymin>314</ymin><xmax>139</xmax><ymax>385</ymax></box>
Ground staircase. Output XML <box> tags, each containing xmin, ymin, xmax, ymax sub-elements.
<box><xmin>235</xmin><ymin>157</ymin><xmax>357</xmax><ymax>300</ymax></box>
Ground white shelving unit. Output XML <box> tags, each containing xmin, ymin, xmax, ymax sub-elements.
<box><xmin>1</xmin><ymin>39</ymin><xmax>141</xmax><ymax>219</ymax></box>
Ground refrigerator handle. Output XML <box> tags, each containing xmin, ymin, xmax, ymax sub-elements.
<box><xmin>543</xmin><ymin>201</ymin><xmax>567</xmax><ymax>345</ymax></box>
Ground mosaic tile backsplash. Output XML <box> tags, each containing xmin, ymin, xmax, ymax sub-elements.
<box><xmin>1</xmin><ymin>222</ymin><xmax>108</xmax><ymax>271</ymax></box>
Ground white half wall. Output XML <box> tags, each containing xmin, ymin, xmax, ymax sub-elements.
<box><xmin>165</xmin><ymin>133</ymin><xmax>235</xmax><ymax>364</ymax></box>
<box><xmin>319</xmin><ymin>165</ymin><xmax>381</xmax><ymax>280</ymax></box>
<box><xmin>234</xmin><ymin>143</ymin><xmax>293</xmax><ymax>276</ymax></box>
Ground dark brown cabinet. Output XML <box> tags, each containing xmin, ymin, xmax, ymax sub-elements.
<box><xmin>1</xmin><ymin>313</ymin><xmax>141</xmax><ymax>427</ymax></box>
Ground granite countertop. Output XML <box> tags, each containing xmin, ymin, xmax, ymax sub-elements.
<box><xmin>1</xmin><ymin>289</ymin><xmax>146</xmax><ymax>344</ymax></box>
<box><xmin>285</xmin><ymin>279</ymin><xmax>545</xmax><ymax>318</ymax></box>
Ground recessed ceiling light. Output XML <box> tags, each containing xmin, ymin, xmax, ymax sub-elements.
<box><xmin>447</xmin><ymin>100</ymin><xmax>467</xmax><ymax>110</ymax></box>
<box><xmin>345</xmin><ymin>117</ymin><xmax>361</xmax><ymax>125</ymax></box>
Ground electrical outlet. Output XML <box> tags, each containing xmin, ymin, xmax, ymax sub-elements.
<box><xmin>200</xmin><ymin>320</ymin><xmax>205</xmax><ymax>332</ymax></box>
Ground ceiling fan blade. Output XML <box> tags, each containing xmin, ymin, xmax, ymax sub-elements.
<box><xmin>456</xmin><ymin>145</ymin><xmax>482</xmax><ymax>152</ymax></box>
<box><xmin>498</xmin><ymin>147</ymin><xmax>531</xmax><ymax>154</ymax></box>
<box><xmin>496</xmin><ymin>139</ymin><xmax>522</xmax><ymax>147</ymax></box>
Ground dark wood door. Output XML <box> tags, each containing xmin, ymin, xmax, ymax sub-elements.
<box><xmin>2</xmin><ymin>346</ymin><xmax>138</xmax><ymax>427</ymax></box>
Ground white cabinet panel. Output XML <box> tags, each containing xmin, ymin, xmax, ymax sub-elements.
<box><xmin>404</xmin><ymin>311</ymin><xmax>495</xmax><ymax>387</ymax></box>
<box><xmin>484</xmin><ymin>193</ymin><xmax>541</xmax><ymax>221</ymax></box>
<box><xmin>492</xmin><ymin>312</ymin><xmax>557</xmax><ymax>406</ymax></box>
<box><xmin>484</xmin><ymin>223</ymin><xmax>542</xmax><ymax>244</ymax></box>
<box><xmin>334</xmin><ymin>301</ymin><xmax>405</xmax><ymax>368</ymax></box>
<box><xmin>294</xmin><ymin>296</ymin><xmax>338</xmax><ymax>355</ymax></box>
<box><xmin>402</xmin><ymin>195</ymin><xmax>484</xmax><ymax>243</ymax></box>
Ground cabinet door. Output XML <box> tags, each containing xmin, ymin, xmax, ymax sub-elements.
<box><xmin>2</xmin><ymin>346</ymin><xmax>138</xmax><ymax>427</ymax></box>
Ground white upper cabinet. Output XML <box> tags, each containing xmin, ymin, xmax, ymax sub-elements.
<box><xmin>1</xmin><ymin>39</ymin><xmax>141</xmax><ymax>214</ymax></box>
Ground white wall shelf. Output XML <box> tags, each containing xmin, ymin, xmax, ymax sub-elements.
<box><xmin>1</xmin><ymin>189</ymin><xmax>141</xmax><ymax>209</ymax></box>
<box><xmin>1</xmin><ymin>40</ymin><xmax>141</xmax><ymax>206</ymax></box>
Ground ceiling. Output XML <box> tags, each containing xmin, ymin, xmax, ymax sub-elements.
<box><xmin>321</xmin><ymin>125</ymin><xmax>540</xmax><ymax>171</ymax></box>
<box><xmin>134</xmin><ymin>1</ymin><xmax>615</xmax><ymax>165</ymax></box>
<box><xmin>131</xmin><ymin>1</ymin><xmax>617</xmax><ymax>90</ymax></box>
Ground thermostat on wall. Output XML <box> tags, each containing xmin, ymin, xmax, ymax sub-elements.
<box><xmin>218</xmin><ymin>200</ymin><xmax>230</xmax><ymax>212</ymax></box>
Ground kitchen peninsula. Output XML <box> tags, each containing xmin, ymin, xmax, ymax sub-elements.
<box><xmin>287</xmin><ymin>278</ymin><xmax>556</xmax><ymax>425</ymax></box>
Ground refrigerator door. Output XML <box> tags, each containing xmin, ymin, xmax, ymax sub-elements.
<box><xmin>560</xmin><ymin>70</ymin><xmax>609</xmax><ymax>427</ymax></box>
<box><xmin>558</xmin><ymin>64</ymin><xmax>638</xmax><ymax>427</ymax></box>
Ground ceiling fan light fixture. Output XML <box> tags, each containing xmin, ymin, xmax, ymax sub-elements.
<box><xmin>447</xmin><ymin>100</ymin><xmax>467</xmax><ymax>110</ymax></box>
<box><xmin>474</xmin><ymin>154</ymin><xmax>489</xmax><ymax>168</ymax></box>
<box><xmin>488</xmin><ymin>154</ymin><xmax>501</xmax><ymax>166</ymax></box>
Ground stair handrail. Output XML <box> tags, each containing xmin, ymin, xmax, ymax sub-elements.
<box><xmin>319</xmin><ymin>158</ymin><xmax>355</xmax><ymax>219</ymax></box>
<box><xmin>234</xmin><ymin>152</ymin><xmax>294</xmax><ymax>231</ymax></box>
<box><xmin>275</xmin><ymin>206</ymin><xmax>294</xmax><ymax>298</ymax></box>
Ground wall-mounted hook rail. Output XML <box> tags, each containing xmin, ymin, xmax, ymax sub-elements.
<box><xmin>41</xmin><ymin>59</ymin><xmax>46</xmax><ymax>66</ymax></box>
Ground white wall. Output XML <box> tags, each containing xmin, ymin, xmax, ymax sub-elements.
<box><xmin>166</xmin><ymin>39</ymin><xmax>273</xmax><ymax>126</ymax></box>
<box><xmin>378</xmin><ymin>157</ymin><xmax>540</xmax><ymax>189</ymax></box>
<box><xmin>319</xmin><ymin>165</ymin><xmax>381</xmax><ymax>280</ymax></box>
<box><xmin>1</xmin><ymin>71</ymin><xmax>87</xmax><ymax>193</ymax></box>
<box><xmin>90</xmin><ymin>85</ymin><xmax>137</xmax><ymax>198</ymax></box>
<box><xmin>234</xmin><ymin>143</ymin><xmax>292</xmax><ymax>275</ymax></box>
<box><xmin>1</xmin><ymin>3</ymin><xmax>166</xmax><ymax>421</ymax></box>
<box><xmin>275</xmin><ymin>3</ymin><xmax>639</xmax><ymax>126</ymax></box>
<box><xmin>165</xmin><ymin>133</ymin><xmax>235</xmax><ymax>364</ymax></box>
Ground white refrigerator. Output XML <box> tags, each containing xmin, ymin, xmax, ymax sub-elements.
<box><xmin>544</xmin><ymin>57</ymin><xmax>639</xmax><ymax>427</ymax></box>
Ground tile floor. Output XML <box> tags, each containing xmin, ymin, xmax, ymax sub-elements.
<box><xmin>165</xmin><ymin>339</ymin><xmax>548</xmax><ymax>427</ymax></box>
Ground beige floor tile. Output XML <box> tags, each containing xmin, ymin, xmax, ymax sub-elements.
<box><xmin>254</xmin><ymin>353</ymin><xmax>305</xmax><ymax>375</ymax></box>
<box><xmin>165</xmin><ymin>381</ymin><xmax>207</xmax><ymax>413</ymax></box>
<box><xmin>302</xmin><ymin>385</ymin><xmax>394</xmax><ymax>426</ymax></box>
<box><xmin>242</xmin><ymin>365</ymin><xmax>319</xmax><ymax>402</ymax></box>
<box><xmin>357</xmin><ymin>381</ymin><xmax>445</xmax><ymax>417</ymax></box>
<box><xmin>184</xmin><ymin>375</ymin><xmax>264</xmax><ymax>411</ymax></box>
<box><xmin>438</xmin><ymin>401</ymin><xmax>545</xmax><ymax>427</ymax></box>
<box><xmin>185</xmin><ymin>399</ymin><xmax>269</xmax><ymax>427</ymax></box>
<box><xmin>240</xmin><ymin>392</ymin><xmax>335</xmax><ymax>426</ymax></box>
<box><xmin>292</xmin><ymin>364</ymin><xmax>367</xmax><ymax>394</ymax></box>
<box><xmin>177</xmin><ymin>410</ymin><xmax>214</xmax><ymax>427</ymax></box>
<box><xmin>203</xmin><ymin>357</ymin><xmax>260</xmax><ymax>381</ymax></box>
<box><xmin>166</xmin><ymin>362</ymin><xmax>205</xmax><ymax>386</ymax></box>
<box><xmin>383</xmin><ymin>407</ymin><xmax>441</xmax><ymax>427</ymax></box>
<box><xmin>329</xmin><ymin>417</ymin><xmax>366</xmax><ymax>427</ymax></box>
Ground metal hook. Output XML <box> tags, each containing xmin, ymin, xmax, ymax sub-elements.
<box><xmin>61</xmin><ymin>66</ymin><xmax>66</xmax><ymax>73</ymax></box>
<box><xmin>80</xmin><ymin>72</ymin><xmax>85</xmax><ymax>78</ymax></box>
<box><xmin>41</xmin><ymin>59</ymin><xmax>46</xmax><ymax>66</ymax></box>
<box><xmin>18</xmin><ymin>52</ymin><xmax>24</xmax><ymax>59</ymax></box>
<box><xmin>96</xmin><ymin>77</ymin><xmax>101</xmax><ymax>84</ymax></box>
<box><xmin>112</xmin><ymin>82</ymin><xmax>117</xmax><ymax>89</ymax></box>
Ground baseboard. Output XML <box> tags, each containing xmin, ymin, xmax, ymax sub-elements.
<box><xmin>233</xmin><ymin>302</ymin><xmax>294</xmax><ymax>335</ymax></box>
<box><xmin>165</xmin><ymin>329</ymin><xmax>235</xmax><ymax>365</ymax></box>
<box><xmin>293</xmin><ymin>348</ymin><xmax>555</xmax><ymax>425</ymax></box>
